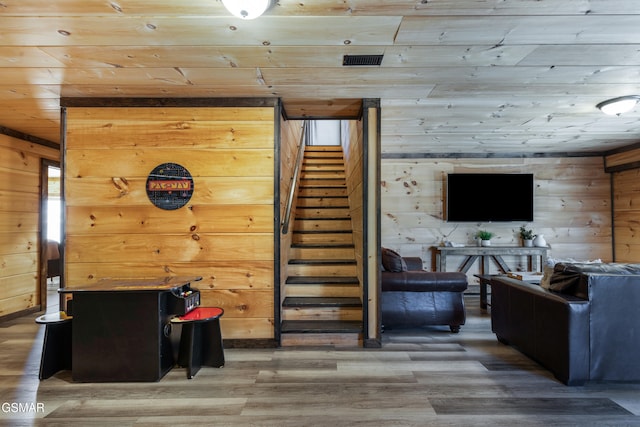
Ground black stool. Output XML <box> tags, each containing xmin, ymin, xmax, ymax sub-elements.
<box><xmin>171</xmin><ymin>307</ymin><xmax>224</xmax><ymax>379</ymax></box>
<box><xmin>35</xmin><ymin>312</ymin><xmax>72</xmax><ymax>380</ymax></box>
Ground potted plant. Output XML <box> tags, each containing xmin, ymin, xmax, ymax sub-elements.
<box><xmin>476</xmin><ymin>230</ymin><xmax>494</xmax><ymax>247</ymax></box>
<box><xmin>519</xmin><ymin>226</ymin><xmax>534</xmax><ymax>247</ymax></box>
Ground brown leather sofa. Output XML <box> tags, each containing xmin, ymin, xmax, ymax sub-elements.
<box><xmin>381</xmin><ymin>248</ymin><xmax>468</xmax><ymax>333</ymax></box>
<box><xmin>490</xmin><ymin>262</ymin><xmax>640</xmax><ymax>385</ymax></box>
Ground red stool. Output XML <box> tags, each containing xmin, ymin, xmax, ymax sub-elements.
<box><xmin>171</xmin><ymin>307</ymin><xmax>224</xmax><ymax>379</ymax></box>
<box><xmin>35</xmin><ymin>312</ymin><xmax>72</xmax><ymax>380</ymax></box>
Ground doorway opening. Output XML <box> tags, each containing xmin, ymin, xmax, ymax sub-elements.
<box><xmin>41</xmin><ymin>161</ymin><xmax>61</xmax><ymax>313</ymax></box>
<box><xmin>308</xmin><ymin>120</ymin><xmax>342</xmax><ymax>146</ymax></box>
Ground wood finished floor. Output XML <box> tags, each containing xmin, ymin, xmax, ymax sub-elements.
<box><xmin>1</xmin><ymin>294</ymin><xmax>640</xmax><ymax>426</ymax></box>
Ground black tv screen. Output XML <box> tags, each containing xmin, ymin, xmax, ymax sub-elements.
<box><xmin>446</xmin><ymin>173</ymin><xmax>534</xmax><ymax>222</ymax></box>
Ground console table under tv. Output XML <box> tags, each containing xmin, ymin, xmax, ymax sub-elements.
<box><xmin>433</xmin><ymin>246</ymin><xmax>548</xmax><ymax>309</ymax></box>
<box><xmin>434</xmin><ymin>246</ymin><xmax>548</xmax><ymax>275</ymax></box>
<box><xmin>61</xmin><ymin>276</ymin><xmax>201</xmax><ymax>382</ymax></box>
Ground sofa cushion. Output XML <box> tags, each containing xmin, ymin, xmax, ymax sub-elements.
<box><xmin>549</xmin><ymin>262</ymin><xmax>640</xmax><ymax>296</ymax></box>
<box><xmin>381</xmin><ymin>248</ymin><xmax>407</xmax><ymax>272</ymax></box>
<box><xmin>381</xmin><ymin>271</ymin><xmax>468</xmax><ymax>292</ymax></box>
<box><xmin>402</xmin><ymin>257</ymin><xmax>424</xmax><ymax>271</ymax></box>
<box><xmin>541</xmin><ymin>258</ymin><xmax>601</xmax><ymax>290</ymax></box>
<box><xmin>554</xmin><ymin>262</ymin><xmax>640</xmax><ymax>275</ymax></box>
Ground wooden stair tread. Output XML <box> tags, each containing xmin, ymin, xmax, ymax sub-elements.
<box><xmin>300</xmin><ymin>182</ymin><xmax>345</xmax><ymax>184</ymax></box>
<box><xmin>297</xmin><ymin>206</ymin><xmax>349</xmax><ymax>209</ymax></box>
<box><xmin>295</xmin><ymin>221</ymin><xmax>351</xmax><ymax>227</ymax></box>
<box><xmin>298</xmin><ymin>196</ymin><xmax>348</xmax><ymax>200</ymax></box>
<box><xmin>291</xmin><ymin>243</ymin><xmax>354</xmax><ymax>248</ymax></box>
<box><xmin>299</xmin><ymin>186</ymin><xmax>346</xmax><ymax>189</ymax></box>
<box><xmin>298</xmin><ymin>195</ymin><xmax>349</xmax><ymax>199</ymax></box>
<box><xmin>289</xmin><ymin>259</ymin><xmax>356</xmax><ymax>265</ymax></box>
<box><xmin>302</xmin><ymin>169</ymin><xmax>344</xmax><ymax>172</ymax></box>
<box><xmin>283</xmin><ymin>297</ymin><xmax>362</xmax><ymax>307</ymax></box>
<box><xmin>300</xmin><ymin>184</ymin><xmax>345</xmax><ymax>187</ymax></box>
<box><xmin>293</xmin><ymin>228</ymin><xmax>352</xmax><ymax>236</ymax></box>
<box><xmin>295</xmin><ymin>217</ymin><xmax>351</xmax><ymax>220</ymax></box>
<box><xmin>294</xmin><ymin>230</ymin><xmax>352</xmax><ymax>234</ymax></box>
<box><xmin>301</xmin><ymin>163</ymin><xmax>343</xmax><ymax>166</ymax></box>
<box><xmin>285</xmin><ymin>276</ymin><xmax>359</xmax><ymax>285</ymax></box>
<box><xmin>281</xmin><ymin>320</ymin><xmax>362</xmax><ymax>333</ymax></box>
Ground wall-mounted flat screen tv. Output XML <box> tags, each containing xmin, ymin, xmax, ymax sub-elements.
<box><xmin>446</xmin><ymin>173</ymin><xmax>534</xmax><ymax>222</ymax></box>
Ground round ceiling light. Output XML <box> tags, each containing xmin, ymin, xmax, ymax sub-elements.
<box><xmin>221</xmin><ymin>0</ymin><xmax>274</xmax><ymax>20</ymax></box>
<box><xmin>596</xmin><ymin>95</ymin><xmax>640</xmax><ymax>116</ymax></box>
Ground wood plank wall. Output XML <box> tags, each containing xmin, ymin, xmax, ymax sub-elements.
<box><xmin>613</xmin><ymin>169</ymin><xmax>640</xmax><ymax>262</ymax></box>
<box><xmin>279</xmin><ymin>119</ymin><xmax>304</xmax><ymax>307</ymax></box>
<box><xmin>0</xmin><ymin>134</ymin><xmax>59</xmax><ymax>318</ymax></box>
<box><xmin>380</xmin><ymin>157</ymin><xmax>613</xmax><ymax>284</ymax></box>
<box><xmin>64</xmin><ymin>106</ymin><xmax>276</xmax><ymax>340</ymax></box>
<box><xmin>342</xmin><ymin>120</ymin><xmax>364</xmax><ymax>296</ymax></box>
<box><xmin>605</xmin><ymin>146</ymin><xmax>640</xmax><ymax>171</ymax></box>
<box><xmin>607</xmin><ymin>146</ymin><xmax>640</xmax><ymax>262</ymax></box>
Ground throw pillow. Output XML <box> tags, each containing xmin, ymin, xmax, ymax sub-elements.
<box><xmin>381</xmin><ymin>247</ymin><xmax>407</xmax><ymax>272</ymax></box>
<box><xmin>542</xmin><ymin>257</ymin><xmax>602</xmax><ymax>291</ymax></box>
<box><xmin>539</xmin><ymin>265</ymin><xmax>554</xmax><ymax>290</ymax></box>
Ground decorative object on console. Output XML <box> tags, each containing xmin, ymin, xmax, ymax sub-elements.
<box><xmin>533</xmin><ymin>234</ymin><xmax>547</xmax><ymax>247</ymax></box>
<box><xmin>476</xmin><ymin>230</ymin><xmax>494</xmax><ymax>247</ymax></box>
<box><xmin>519</xmin><ymin>226</ymin><xmax>534</xmax><ymax>247</ymax></box>
<box><xmin>506</xmin><ymin>271</ymin><xmax>543</xmax><ymax>283</ymax></box>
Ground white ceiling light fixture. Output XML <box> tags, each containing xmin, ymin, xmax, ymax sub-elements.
<box><xmin>596</xmin><ymin>95</ymin><xmax>640</xmax><ymax>116</ymax></box>
<box><xmin>221</xmin><ymin>0</ymin><xmax>274</xmax><ymax>20</ymax></box>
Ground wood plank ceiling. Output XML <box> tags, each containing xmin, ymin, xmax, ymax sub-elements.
<box><xmin>1</xmin><ymin>0</ymin><xmax>640</xmax><ymax>155</ymax></box>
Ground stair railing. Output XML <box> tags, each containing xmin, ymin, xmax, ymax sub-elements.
<box><xmin>281</xmin><ymin>120</ymin><xmax>309</xmax><ymax>235</ymax></box>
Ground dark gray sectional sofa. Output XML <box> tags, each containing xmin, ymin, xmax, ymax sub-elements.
<box><xmin>490</xmin><ymin>262</ymin><xmax>640</xmax><ymax>385</ymax></box>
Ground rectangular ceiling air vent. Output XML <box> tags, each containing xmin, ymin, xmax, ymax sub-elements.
<box><xmin>342</xmin><ymin>54</ymin><xmax>384</xmax><ymax>66</ymax></box>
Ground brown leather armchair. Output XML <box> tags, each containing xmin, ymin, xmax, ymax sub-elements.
<box><xmin>381</xmin><ymin>248</ymin><xmax>468</xmax><ymax>333</ymax></box>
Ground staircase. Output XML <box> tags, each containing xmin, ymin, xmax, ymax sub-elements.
<box><xmin>281</xmin><ymin>145</ymin><xmax>363</xmax><ymax>346</ymax></box>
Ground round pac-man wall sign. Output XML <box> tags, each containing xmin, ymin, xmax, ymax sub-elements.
<box><xmin>146</xmin><ymin>163</ymin><xmax>194</xmax><ymax>210</ymax></box>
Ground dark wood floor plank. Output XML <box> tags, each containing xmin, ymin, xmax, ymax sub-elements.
<box><xmin>430</xmin><ymin>397</ymin><xmax>633</xmax><ymax>416</ymax></box>
<box><xmin>46</xmin><ymin>397</ymin><xmax>246</xmax><ymax>418</ymax></box>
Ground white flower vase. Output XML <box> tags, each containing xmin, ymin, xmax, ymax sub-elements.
<box><xmin>533</xmin><ymin>234</ymin><xmax>547</xmax><ymax>247</ymax></box>
<box><xmin>481</xmin><ymin>239</ymin><xmax>491</xmax><ymax>247</ymax></box>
